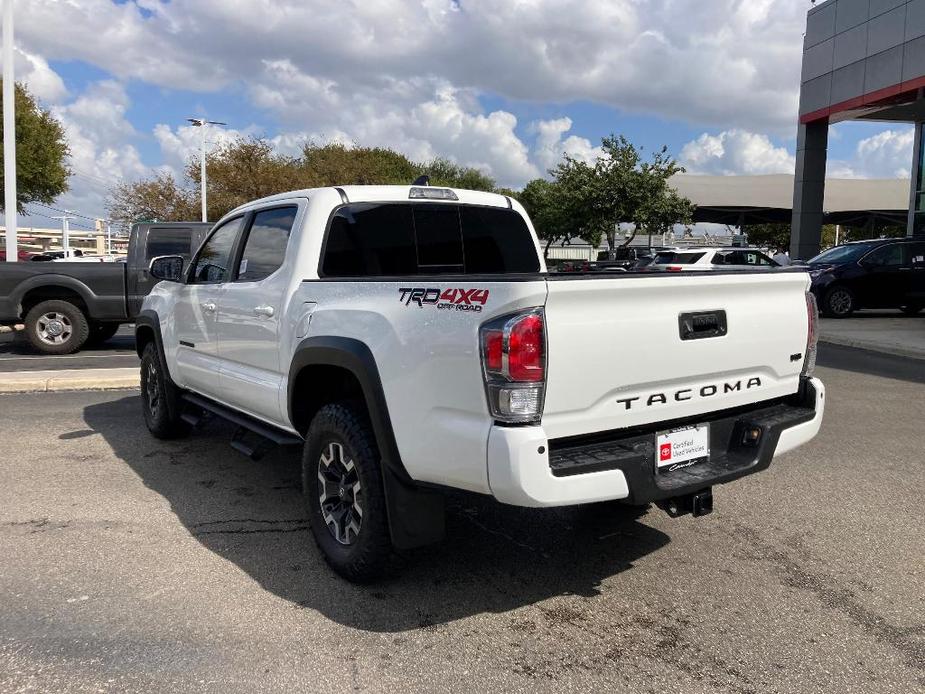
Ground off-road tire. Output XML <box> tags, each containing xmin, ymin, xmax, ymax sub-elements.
<box><xmin>822</xmin><ymin>286</ymin><xmax>856</xmax><ymax>318</ymax></box>
<box><xmin>303</xmin><ymin>402</ymin><xmax>392</xmax><ymax>582</ymax></box>
<box><xmin>140</xmin><ymin>342</ymin><xmax>190</xmax><ymax>439</ymax></box>
<box><xmin>24</xmin><ymin>299</ymin><xmax>90</xmax><ymax>355</ymax></box>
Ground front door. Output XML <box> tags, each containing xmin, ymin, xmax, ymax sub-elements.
<box><xmin>908</xmin><ymin>242</ymin><xmax>925</xmax><ymax>308</ymax></box>
<box><xmin>215</xmin><ymin>205</ymin><xmax>298</xmax><ymax>424</ymax></box>
<box><xmin>172</xmin><ymin>216</ymin><xmax>245</xmax><ymax>398</ymax></box>
<box><xmin>854</xmin><ymin>242</ymin><xmax>910</xmax><ymax>308</ymax></box>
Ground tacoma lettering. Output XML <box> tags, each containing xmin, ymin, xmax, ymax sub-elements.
<box><xmin>617</xmin><ymin>378</ymin><xmax>763</xmax><ymax>411</ymax></box>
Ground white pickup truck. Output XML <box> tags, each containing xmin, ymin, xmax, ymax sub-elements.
<box><xmin>137</xmin><ymin>185</ymin><xmax>825</xmax><ymax>581</ymax></box>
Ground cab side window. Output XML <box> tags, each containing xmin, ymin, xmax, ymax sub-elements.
<box><xmin>236</xmin><ymin>206</ymin><xmax>297</xmax><ymax>282</ymax></box>
<box><xmin>191</xmin><ymin>217</ymin><xmax>244</xmax><ymax>284</ymax></box>
<box><xmin>865</xmin><ymin>244</ymin><xmax>907</xmax><ymax>267</ymax></box>
<box><xmin>146</xmin><ymin>228</ymin><xmax>192</xmax><ymax>259</ymax></box>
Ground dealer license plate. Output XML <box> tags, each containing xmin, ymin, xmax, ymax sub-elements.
<box><xmin>656</xmin><ymin>424</ymin><xmax>710</xmax><ymax>474</ymax></box>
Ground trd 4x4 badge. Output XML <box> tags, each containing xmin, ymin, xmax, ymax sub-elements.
<box><xmin>398</xmin><ymin>287</ymin><xmax>490</xmax><ymax>312</ymax></box>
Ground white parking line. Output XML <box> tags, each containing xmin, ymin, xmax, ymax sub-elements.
<box><xmin>0</xmin><ymin>354</ymin><xmax>134</xmax><ymax>361</ymax></box>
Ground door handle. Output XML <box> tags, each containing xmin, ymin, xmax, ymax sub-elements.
<box><xmin>201</xmin><ymin>301</ymin><xmax>216</xmax><ymax>313</ymax></box>
<box><xmin>253</xmin><ymin>305</ymin><xmax>275</xmax><ymax>318</ymax></box>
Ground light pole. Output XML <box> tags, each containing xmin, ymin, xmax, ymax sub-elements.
<box><xmin>187</xmin><ymin>118</ymin><xmax>226</xmax><ymax>223</ymax></box>
<box><xmin>51</xmin><ymin>211</ymin><xmax>74</xmax><ymax>254</ymax></box>
<box><xmin>3</xmin><ymin>0</ymin><xmax>17</xmax><ymax>262</ymax></box>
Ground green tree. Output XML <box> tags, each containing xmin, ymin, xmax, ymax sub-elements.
<box><xmin>0</xmin><ymin>82</ymin><xmax>70</xmax><ymax>213</ymax></box>
<box><xmin>550</xmin><ymin>135</ymin><xmax>693</xmax><ymax>250</ymax></box>
<box><xmin>108</xmin><ymin>137</ymin><xmax>499</xmax><ymax>222</ymax></box>
<box><xmin>516</xmin><ymin>178</ymin><xmax>572</xmax><ymax>259</ymax></box>
<box><xmin>108</xmin><ymin>171</ymin><xmax>198</xmax><ymax>223</ymax></box>
<box><xmin>744</xmin><ymin>223</ymin><xmax>791</xmax><ymax>250</ymax></box>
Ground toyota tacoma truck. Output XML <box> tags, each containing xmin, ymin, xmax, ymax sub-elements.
<box><xmin>136</xmin><ymin>185</ymin><xmax>825</xmax><ymax>581</ymax></box>
<box><xmin>0</xmin><ymin>222</ymin><xmax>210</xmax><ymax>354</ymax></box>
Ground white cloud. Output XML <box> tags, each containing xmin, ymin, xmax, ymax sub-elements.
<box><xmin>249</xmin><ymin>60</ymin><xmax>541</xmax><ymax>186</ymax></box>
<box><xmin>16</xmin><ymin>0</ymin><xmax>807</xmax><ymax>132</ymax></box>
<box><xmin>0</xmin><ymin>49</ymin><xmax>68</xmax><ymax>104</ymax></box>
<box><xmin>531</xmin><ymin>117</ymin><xmax>603</xmax><ymax>174</ymax></box>
<box><xmin>680</xmin><ymin>129</ymin><xmax>795</xmax><ymax>175</ymax></box>
<box><xmin>827</xmin><ymin>128</ymin><xmax>914</xmax><ymax>179</ymax></box>
<box><xmin>46</xmin><ymin>81</ymin><xmax>147</xmax><ymax>219</ymax></box>
<box><xmin>152</xmin><ymin>122</ymin><xmax>256</xmax><ymax>176</ymax></box>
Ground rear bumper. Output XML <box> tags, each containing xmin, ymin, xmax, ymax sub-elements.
<box><xmin>487</xmin><ymin>377</ymin><xmax>825</xmax><ymax>507</ymax></box>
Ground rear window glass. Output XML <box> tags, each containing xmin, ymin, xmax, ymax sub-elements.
<box><xmin>146</xmin><ymin>228</ymin><xmax>192</xmax><ymax>258</ymax></box>
<box><xmin>653</xmin><ymin>252</ymin><xmax>706</xmax><ymax>265</ymax></box>
<box><xmin>321</xmin><ymin>203</ymin><xmax>539</xmax><ymax>276</ymax></box>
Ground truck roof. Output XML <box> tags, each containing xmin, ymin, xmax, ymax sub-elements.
<box><xmin>227</xmin><ymin>185</ymin><xmax>515</xmax><ymax>216</ymax></box>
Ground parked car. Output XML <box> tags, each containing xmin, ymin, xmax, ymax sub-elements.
<box><xmin>0</xmin><ymin>250</ymin><xmax>36</xmax><ymax>262</ymax></box>
<box><xmin>0</xmin><ymin>222</ymin><xmax>211</xmax><ymax>354</ymax></box>
<box><xmin>595</xmin><ymin>246</ymin><xmax>673</xmax><ymax>271</ymax></box>
<box><xmin>644</xmin><ymin>247</ymin><xmax>779</xmax><ymax>272</ymax></box>
<box><xmin>137</xmin><ymin>185</ymin><xmax>824</xmax><ymax>581</ymax></box>
<box><xmin>806</xmin><ymin>237</ymin><xmax>925</xmax><ymax>317</ymax></box>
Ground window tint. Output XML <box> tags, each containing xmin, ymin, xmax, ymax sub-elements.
<box><xmin>146</xmin><ymin>228</ymin><xmax>192</xmax><ymax>259</ymax></box>
<box><xmin>654</xmin><ymin>251</ymin><xmax>706</xmax><ymax>265</ymax></box>
<box><xmin>864</xmin><ymin>243</ymin><xmax>907</xmax><ymax>267</ymax></box>
<box><xmin>712</xmin><ymin>250</ymin><xmax>775</xmax><ymax>266</ymax></box>
<box><xmin>237</xmin><ymin>206</ymin><xmax>296</xmax><ymax>281</ymax></box>
<box><xmin>191</xmin><ymin>217</ymin><xmax>244</xmax><ymax>283</ymax></box>
<box><xmin>321</xmin><ymin>203</ymin><xmax>539</xmax><ymax>276</ymax></box>
<box><xmin>323</xmin><ymin>204</ymin><xmax>417</xmax><ymax>276</ymax></box>
<box><xmin>461</xmin><ymin>206</ymin><xmax>540</xmax><ymax>273</ymax></box>
<box><xmin>808</xmin><ymin>243</ymin><xmax>877</xmax><ymax>264</ymax></box>
<box><xmin>414</xmin><ymin>204</ymin><xmax>464</xmax><ymax>270</ymax></box>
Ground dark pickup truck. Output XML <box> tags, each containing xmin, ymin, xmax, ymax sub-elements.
<box><xmin>0</xmin><ymin>222</ymin><xmax>211</xmax><ymax>354</ymax></box>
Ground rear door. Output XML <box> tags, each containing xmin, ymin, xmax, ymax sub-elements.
<box><xmin>541</xmin><ymin>271</ymin><xmax>811</xmax><ymax>440</ymax></box>
<box><xmin>216</xmin><ymin>205</ymin><xmax>298</xmax><ymax>423</ymax></box>
<box><xmin>172</xmin><ymin>216</ymin><xmax>245</xmax><ymax>397</ymax></box>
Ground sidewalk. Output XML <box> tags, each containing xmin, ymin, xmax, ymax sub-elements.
<box><xmin>818</xmin><ymin>311</ymin><xmax>925</xmax><ymax>361</ymax></box>
<box><xmin>0</xmin><ymin>368</ymin><xmax>140</xmax><ymax>393</ymax></box>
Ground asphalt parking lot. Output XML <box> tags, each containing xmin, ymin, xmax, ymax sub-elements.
<box><xmin>0</xmin><ymin>325</ymin><xmax>138</xmax><ymax>372</ymax></box>
<box><xmin>0</xmin><ymin>344</ymin><xmax>923</xmax><ymax>693</ymax></box>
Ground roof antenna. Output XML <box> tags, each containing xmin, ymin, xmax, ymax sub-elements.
<box><xmin>412</xmin><ymin>175</ymin><xmax>429</xmax><ymax>186</ymax></box>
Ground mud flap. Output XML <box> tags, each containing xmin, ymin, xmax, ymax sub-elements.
<box><xmin>381</xmin><ymin>465</ymin><xmax>445</xmax><ymax>550</ymax></box>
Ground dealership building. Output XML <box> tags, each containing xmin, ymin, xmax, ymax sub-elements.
<box><xmin>794</xmin><ymin>0</ymin><xmax>925</xmax><ymax>258</ymax></box>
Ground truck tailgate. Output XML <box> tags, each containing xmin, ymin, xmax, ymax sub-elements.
<box><xmin>541</xmin><ymin>271</ymin><xmax>811</xmax><ymax>440</ymax></box>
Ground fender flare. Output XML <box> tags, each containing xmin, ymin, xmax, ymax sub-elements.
<box><xmin>288</xmin><ymin>336</ymin><xmax>444</xmax><ymax>549</ymax></box>
<box><xmin>12</xmin><ymin>274</ymin><xmax>99</xmax><ymax>317</ymax></box>
<box><xmin>288</xmin><ymin>336</ymin><xmax>411</xmax><ymax>484</ymax></box>
<box><xmin>134</xmin><ymin>310</ymin><xmax>184</xmax><ymax>424</ymax></box>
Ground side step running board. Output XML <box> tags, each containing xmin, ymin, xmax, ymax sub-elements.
<box><xmin>181</xmin><ymin>393</ymin><xmax>303</xmax><ymax>461</ymax></box>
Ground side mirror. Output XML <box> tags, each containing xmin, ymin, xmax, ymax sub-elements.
<box><xmin>149</xmin><ymin>255</ymin><xmax>185</xmax><ymax>282</ymax></box>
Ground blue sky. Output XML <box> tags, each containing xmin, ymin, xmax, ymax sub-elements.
<box><xmin>4</xmin><ymin>0</ymin><xmax>916</xmax><ymax>222</ymax></box>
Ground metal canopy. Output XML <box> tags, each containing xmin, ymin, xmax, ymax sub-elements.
<box><xmin>669</xmin><ymin>174</ymin><xmax>909</xmax><ymax>227</ymax></box>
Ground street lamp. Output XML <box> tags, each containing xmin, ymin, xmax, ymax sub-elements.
<box><xmin>187</xmin><ymin>118</ymin><xmax>226</xmax><ymax>223</ymax></box>
<box><xmin>3</xmin><ymin>0</ymin><xmax>18</xmax><ymax>262</ymax></box>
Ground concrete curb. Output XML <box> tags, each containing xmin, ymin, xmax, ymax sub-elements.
<box><xmin>0</xmin><ymin>368</ymin><xmax>140</xmax><ymax>394</ymax></box>
<box><xmin>819</xmin><ymin>336</ymin><xmax>925</xmax><ymax>361</ymax></box>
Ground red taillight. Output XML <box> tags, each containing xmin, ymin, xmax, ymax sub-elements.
<box><xmin>666</xmin><ymin>265</ymin><xmax>683</xmax><ymax>272</ymax></box>
<box><xmin>479</xmin><ymin>309</ymin><xmax>546</xmax><ymax>423</ymax></box>
<box><xmin>507</xmin><ymin>313</ymin><xmax>545</xmax><ymax>382</ymax></box>
<box><xmin>484</xmin><ymin>330</ymin><xmax>503</xmax><ymax>372</ymax></box>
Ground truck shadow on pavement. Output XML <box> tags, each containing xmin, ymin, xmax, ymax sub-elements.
<box><xmin>84</xmin><ymin>395</ymin><xmax>670</xmax><ymax>632</ymax></box>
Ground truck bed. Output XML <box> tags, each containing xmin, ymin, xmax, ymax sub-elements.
<box><xmin>0</xmin><ymin>262</ymin><xmax>128</xmax><ymax>323</ymax></box>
